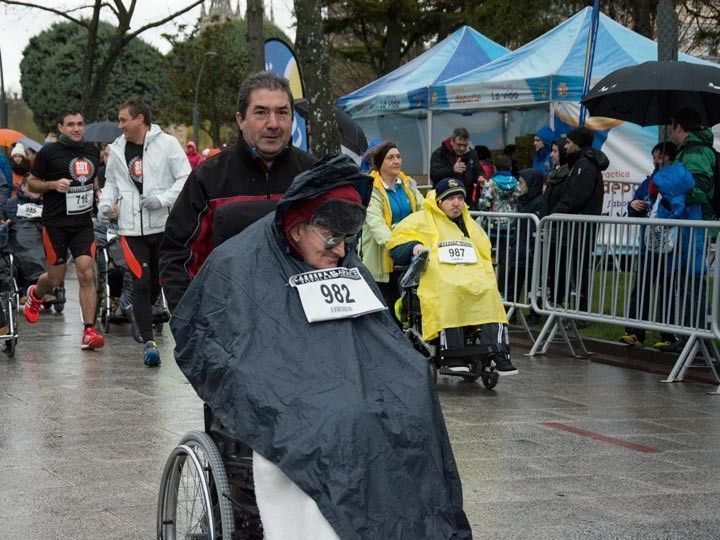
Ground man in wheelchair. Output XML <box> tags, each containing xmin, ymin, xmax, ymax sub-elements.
<box><xmin>387</xmin><ymin>178</ymin><xmax>518</xmax><ymax>379</ymax></box>
<box><xmin>171</xmin><ymin>156</ymin><xmax>472</xmax><ymax>539</ymax></box>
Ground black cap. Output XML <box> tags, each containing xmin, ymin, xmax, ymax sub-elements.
<box><xmin>435</xmin><ymin>178</ymin><xmax>466</xmax><ymax>201</ymax></box>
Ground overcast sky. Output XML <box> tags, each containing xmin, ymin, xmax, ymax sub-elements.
<box><xmin>0</xmin><ymin>0</ymin><xmax>295</xmax><ymax>95</ymax></box>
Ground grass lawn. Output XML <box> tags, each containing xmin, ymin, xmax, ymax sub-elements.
<box><xmin>518</xmin><ymin>269</ymin><xmax>677</xmax><ymax>347</ymax></box>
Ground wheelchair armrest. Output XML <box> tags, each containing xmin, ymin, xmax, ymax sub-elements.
<box><xmin>399</xmin><ymin>250</ymin><xmax>428</xmax><ymax>289</ymax></box>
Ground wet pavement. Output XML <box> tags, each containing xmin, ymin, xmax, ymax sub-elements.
<box><xmin>1</xmin><ymin>273</ymin><xmax>720</xmax><ymax>539</ymax></box>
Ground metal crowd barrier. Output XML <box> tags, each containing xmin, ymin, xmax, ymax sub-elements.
<box><xmin>527</xmin><ymin>214</ymin><xmax>720</xmax><ymax>383</ymax></box>
<box><xmin>419</xmin><ymin>178</ymin><xmax>720</xmax><ymax>384</ymax></box>
<box><xmin>470</xmin><ymin>211</ymin><xmax>541</xmax><ymax>342</ymax></box>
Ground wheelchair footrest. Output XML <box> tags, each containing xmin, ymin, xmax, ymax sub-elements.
<box><xmin>441</xmin><ymin>344</ymin><xmax>504</xmax><ymax>358</ymax></box>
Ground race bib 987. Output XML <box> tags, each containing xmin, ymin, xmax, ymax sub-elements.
<box><xmin>437</xmin><ymin>240</ymin><xmax>477</xmax><ymax>264</ymax></box>
<box><xmin>289</xmin><ymin>267</ymin><xmax>385</xmax><ymax>323</ymax></box>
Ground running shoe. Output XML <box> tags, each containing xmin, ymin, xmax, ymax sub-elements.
<box><xmin>144</xmin><ymin>340</ymin><xmax>161</xmax><ymax>367</ymax></box>
<box><xmin>619</xmin><ymin>333</ymin><xmax>642</xmax><ymax>346</ymax></box>
<box><xmin>81</xmin><ymin>327</ymin><xmax>105</xmax><ymax>350</ymax></box>
<box><xmin>23</xmin><ymin>285</ymin><xmax>42</xmax><ymax>323</ymax></box>
<box><xmin>655</xmin><ymin>339</ymin><xmax>684</xmax><ymax>353</ymax></box>
<box><xmin>492</xmin><ymin>355</ymin><xmax>519</xmax><ymax>376</ymax></box>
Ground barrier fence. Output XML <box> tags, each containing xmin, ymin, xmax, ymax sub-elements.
<box><xmin>470</xmin><ymin>210</ymin><xmax>720</xmax><ymax>384</ymax></box>
<box><xmin>472</xmin><ymin>211</ymin><xmax>540</xmax><ymax>341</ymax></box>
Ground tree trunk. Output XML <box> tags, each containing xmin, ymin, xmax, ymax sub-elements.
<box><xmin>632</xmin><ymin>0</ymin><xmax>654</xmax><ymax>39</ymax></box>
<box><xmin>79</xmin><ymin>0</ymin><xmax>102</xmax><ymax>118</ymax></box>
<box><xmin>295</xmin><ymin>0</ymin><xmax>340</xmax><ymax>156</ymax></box>
<box><xmin>383</xmin><ymin>0</ymin><xmax>402</xmax><ymax>74</ymax></box>
<box><xmin>246</xmin><ymin>0</ymin><xmax>265</xmax><ymax>73</ymax></box>
<box><xmin>211</xmin><ymin>121</ymin><xmax>222</xmax><ymax>148</ymax></box>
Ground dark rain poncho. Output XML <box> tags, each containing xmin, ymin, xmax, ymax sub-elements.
<box><xmin>171</xmin><ymin>155</ymin><xmax>472</xmax><ymax>539</ymax></box>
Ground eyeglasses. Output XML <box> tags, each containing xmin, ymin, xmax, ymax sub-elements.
<box><xmin>309</xmin><ymin>225</ymin><xmax>357</xmax><ymax>250</ymax></box>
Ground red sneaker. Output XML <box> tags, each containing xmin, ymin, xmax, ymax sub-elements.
<box><xmin>81</xmin><ymin>327</ymin><xmax>105</xmax><ymax>350</ymax></box>
<box><xmin>23</xmin><ymin>285</ymin><xmax>42</xmax><ymax>324</ymax></box>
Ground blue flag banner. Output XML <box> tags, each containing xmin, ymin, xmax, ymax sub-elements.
<box><xmin>264</xmin><ymin>38</ymin><xmax>308</xmax><ymax>151</ymax></box>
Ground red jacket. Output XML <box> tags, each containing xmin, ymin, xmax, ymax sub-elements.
<box><xmin>160</xmin><ymin>137</ymin><xmax>317</xmax><ymax>310</ymax></box>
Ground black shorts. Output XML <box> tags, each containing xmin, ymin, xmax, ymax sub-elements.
<box><xmin>41</xmin><ymin>224</ymin><xmax>96</xmax><ymax>266</ymax></box>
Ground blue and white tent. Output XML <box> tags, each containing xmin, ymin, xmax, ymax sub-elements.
<box><xmin>337</xmin><ymin>26</ymin><xmax>509</xmax><ymax>118</ymax></box>
<box><xmin>430</xmin><ymin>7</ymin><xmax>716</xmax><ymax>111</ymax></box>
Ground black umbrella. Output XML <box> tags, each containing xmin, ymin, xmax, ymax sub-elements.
<box><xmin>581</xmin><ymin>60</ymin><xmax>720</xmax><ymax>126</ymax></box>
<box><xmin>334</xmin><ymin>106</ymin><xmax>368</xmax><ymax>156</ymax></box>
<box><xmin>84</xmin><ymin>121</ymin><xmax>122</xmax><ymax>143</ymax></box>
<box><xmin>294</xmin><ymin>100</ymin><xmax>368</xmax><ymax>155</ymax></box>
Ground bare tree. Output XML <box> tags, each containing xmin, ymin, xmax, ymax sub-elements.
<box><xmin>295</xmin><ymin>0</ymin><xmax>339</xmax><ymax>156</ymax></box>
<box><xmin>0</xmin><ymin>0</ymin><xmax>204</xmax><ymax>120</ymax></box>
<box><xmin>246</xmin><ymin>0</ymin><xmax>265</xmax><ymax>72</ymax></box>
<box><xmin>677</xmin><ymin>1</ymin><xmax>720</xmax><ymax>56</ymax></box>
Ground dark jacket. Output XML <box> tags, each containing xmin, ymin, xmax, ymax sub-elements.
<box><xmin>513</xmin><ymin>168</ymin><xmax>547</xmax><ymax>262</ymax></box>
<box><xmin>548</xmin><ymin>148</ymin><xmax>609</xmax><ymax>215</ymax></box>
<box><xmin>160</xmin><ymin>136</ymin><xmax>317</xmax><ymax>310</ymax></box>
<box><xmin>543</xmin><ymin>164</ymin><xmax>569</xmax><ymax>213</ymax></box>
<box><xmin>518</xmin><ymin>168</ymin><xmax>548</xmax><ymax>217</ymax></box>
<box><xmin>430</xmin><ymin>138</ymin><xmax>481</xmax><ymax>194</ymax></box>
<box><xmin>171</xmin><ymin>155</ymin><xmax>472</xmax><ymax>539</ymax></box>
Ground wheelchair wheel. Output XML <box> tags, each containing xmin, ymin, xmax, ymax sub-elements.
<box><xmin>3</xmin><ymin>294</ymin><xmax>17</xmax><ymax>358</ymax></box>
<box><xmin>53</xmin><ymin>286</ymin><xmax>66</xmax><ymax>313</ymax></box>
<box><xmin>429</xmin><ymin>362</ymin><xmax>438</xmax><ymax>384</ymax></box>
<box><xmin>481</xmin><ymin>371</ymin><xmax>499</xmax><ymax>389</ymax></box>
<box><xmin>157</xmin><ymin>430</ymin><xmax>235</xmax><ymax>540</ymax></box>
<box><xmin>100</xmin><ymin>310</ymin><xmax>111</xmax><ymax>333</ymax></box>
<box><xmin>4</xmin><ymin>337</ymin><xmax>16</xmax><ymax>358</ymax></box>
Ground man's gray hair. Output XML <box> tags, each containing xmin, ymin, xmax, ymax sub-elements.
<box><xmin>452</xmin><ymin>127</ymin><xmax>470</xmax><ymax>140</ymax></box>
<box><xmin>237</xmin><ymin>72</ymin><xmax>294</xmax><ymax>118</ymax></box>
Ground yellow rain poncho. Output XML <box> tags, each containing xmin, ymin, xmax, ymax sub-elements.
<box><xmin>387</xmin><ymin>191</ymin><xmax>508</xmax><ymax>341</ymax></box>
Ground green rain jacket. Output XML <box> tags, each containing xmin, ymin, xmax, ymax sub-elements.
<box><xmin>676</xmin><ymin>129</ymin><xmax>717</xmax><ymax>220</ymax></box>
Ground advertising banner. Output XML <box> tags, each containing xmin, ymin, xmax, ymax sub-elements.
<box><xmin>264</xmin><ymin>38</ymin><xmax>308</xmax><ymax>151</ymax></box>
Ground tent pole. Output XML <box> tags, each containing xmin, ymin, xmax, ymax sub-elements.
<box><xmin>427</xmin><ymin>108</ymin><xmax>433</xmax><ymax>183</ymax></box>
<box><xmin>502</xmin><ymin>111</ymin><xmax>508</xmax><ymax>147</ymax></box>
<box><xmin>549</xmin><ymin>101</ymin><xmax>556</xmax><ymax>131</ymax></box>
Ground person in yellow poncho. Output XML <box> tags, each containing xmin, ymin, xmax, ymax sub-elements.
<box><xmin>387</xmin><ymin>178</ymin><xmax>518</xmax><ymax>375</ymax></box>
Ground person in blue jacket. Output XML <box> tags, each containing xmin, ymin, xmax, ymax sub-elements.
<box><xmin>0</xmin><ymin>151</ymin><xmax>12</xmax><ymax>193</ymax></box>
<box><xmin>619</xmin><ymin>142</ymin><xmax>676</xmax><ymax>348</ymax></box>
<box><xmin>531</xmin><ymin>125</ymin><xmax>555</xmax><ymax>176</ymax></box>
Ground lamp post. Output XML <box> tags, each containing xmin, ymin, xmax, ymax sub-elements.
<box><xmin>192</xmin><ymin>51</ymin><xmax>217</xmax><ymax>144</ymax></box>
<box><xmin>0</xmin><ymin>47</ymin><xmax>8</xmax><ymax>128</ymax></box>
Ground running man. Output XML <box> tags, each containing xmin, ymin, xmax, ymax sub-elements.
<box><xmin>25</xmin><ymin>108</ymin><xmax>104</xmax><ymax>350</ymax></box>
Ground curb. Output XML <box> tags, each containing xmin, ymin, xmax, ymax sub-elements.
<box><xmin>510</xmin><ymin>329</ymin><xmax>719</xmax><ymax>386</ymax></box>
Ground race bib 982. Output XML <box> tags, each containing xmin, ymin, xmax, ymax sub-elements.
<box><xmin>289</xmin><ymin>267</ymin><xmax>385</xmax><ymax>323</ymax></box>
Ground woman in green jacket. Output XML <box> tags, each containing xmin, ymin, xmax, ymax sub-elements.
<box><xmin>361</xmin><ymin>140</ymin><xmax>424</xmax><ymax>314</ymax></box>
